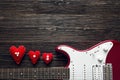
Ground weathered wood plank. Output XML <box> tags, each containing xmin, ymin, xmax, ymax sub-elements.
<box><xmin>0</xmin><ymin>0</ymin><xmax>119</xmax><ymax>14</ymax></box>
<box><xmin>0</xmin><ymin>13</ymin><xmax>120</xmax><ymax>42</ymax></box>
<box><xmin>0</xmin><ymin>28</ymin><xmax>120</xmax><ymax>42</ymax></box>
<box><xmin>0</xmin><ymin>0</ymin><xmax>119</xmax><ymax>79</ymax></box>
<box><xmin>0</xmin><ymin>14</ymin><xmax>119</xmax><ymax>29</ymax></box>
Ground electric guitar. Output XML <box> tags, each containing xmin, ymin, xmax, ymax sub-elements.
<box><xmin>56</xmin><ymin>40</ymin><xmax>120</xmax><ymax>80</ymax></box>
<box><xmin>0</xmin><ymin>40</ymin><xmax>120</xmax><ymax>80</ymax></box>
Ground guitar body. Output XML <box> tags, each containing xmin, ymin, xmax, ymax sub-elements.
<box><xmin>56</xmin><ymin>40</ymin><xmax>120</xmax><ymax>80</ymax></box>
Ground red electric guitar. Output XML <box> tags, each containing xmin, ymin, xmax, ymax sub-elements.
<box><xmin>0</xmin><ymin>40</ymin><xmax>120</xmax><ymax>80</ymax></box>
<box><xmin>56</xmin><ymin>40</ymin><xmax>120</xmax><ymax>80</ymax></box>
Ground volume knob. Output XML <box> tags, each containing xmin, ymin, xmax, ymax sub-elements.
<box><xmin>96</xmin><ymin>55</ymin><xmax>104</xmax><ymax>63</ymax></box>
<box><xmin>103</xmin><ymin>48</ymin><xmax>108</xmax><ymax>52</ymax></box>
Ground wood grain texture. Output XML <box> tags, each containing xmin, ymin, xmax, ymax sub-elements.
<box><xmin>0</xmin><ymin>13</ymin><xmax>120</xmax><ymax>42</ymax></box>
<box><xmin>0</xmin><ymin>0</ymin><xmax>120</xmax><ymax>75</ymax></box>
<box><xmin>0</xmin><ymin>0</ymin><xmax>120</xmax><ymax>14</ymax></box>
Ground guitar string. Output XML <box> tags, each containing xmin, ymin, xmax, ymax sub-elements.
<box><xmin>0</xmin><ymin>70</ymin><xmax>104</xmax><ymax>79</ymax></box>
<box><xmin>0</xmin><ymin>65</ymin><xmax>112</xmax><ymax>79</ymax></box>
<box><xmin>0</xmin><ymin>68</ymin><xmax>112</xmax><ymax>80</ymax></box>
<box><xmin>0</xmin><ymin>69</ymin><xmax>97</xmax><ymax>78</ymax></box>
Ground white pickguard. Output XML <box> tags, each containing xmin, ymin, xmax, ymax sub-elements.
<box><xmin>56</xmin><ymin>41</ymin><xmax>113</xmax><ymax>80</ymax></box>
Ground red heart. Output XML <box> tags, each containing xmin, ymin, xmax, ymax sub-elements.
<box><xmin>9</xmin><ymin>45</ymin><xmax>26</xmax><ymax>64</ymax></box>
<box><xmin>42</xmin><ymin>53</ymin><xmax>53</xmax><ymax>64</ymax></box>
<box><xmin>28</xmin><ymin>51</ymin><xmax>40</xmax><ymax>64</ymax></box>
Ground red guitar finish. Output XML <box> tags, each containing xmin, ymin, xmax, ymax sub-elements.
<box><xmin>56</xmin><ymin>40</ymin><xmax>120</xmax><ymax>80</ymax></box>
<box><xmin>106</xmin><ymin>40</ymin><xmax>120</xmax><ymax>80</ymax></box>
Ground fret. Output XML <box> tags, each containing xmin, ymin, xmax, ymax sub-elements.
<box><xmin>49</xmin><ymin>68</ymin><xmax>52</xmax><ymax>79</ymax></box>
<box><xmin>0</xmin><ymin>68</ymin><xmax>2</xmax><ymax>79</ymax></box>
<box><xmin>1</xmin><ymin>69</ymin><xmax>3</xmax><ymax>79</ymax></box>
<box><xmin>64</xmin><ymin>67</ymin><xmax>69</xmax><ymax>79</ymax></box>
<box><xmin>24</xmin><ymin>68</ymin><xmax>28</xmax><ymax>79</ymax></box>
<box><xmin>14</xmin><ymin>68</ymin><xmax>18</xmax><ymax>79</ymax></box>
<box><xmin>62</xmin><ymin>67</ymin><xmax>65</xmax><ymax>79</ymax></box>
<box><xmin>3</xmin><ymin>69</ymin><xmax>8</xmax><ymax>78</ymax></box>
<box><xmin>38</xmin><ymin>68</ymin><xmax>42</xmax><ymax>79</ymax></box>
<box><xmin>19</xmin><ymin>68</ymin><xmax>23</xmax><ymax>79</ymax></box>
<box><xmin>0</xmin><ymin>69</ymin><xmax>1</xmax><ymax>79</ymax></box>
<box><xmin>56</xmin><ymin>67</ymin><xmax>58</xmax><ymax>79</ymax></box>
<box><xmin>63</xmin><ymin>68</ymin><xmax>66</xmax><ymax>79</ymax></box>
<box><xmin>59</xmin><ymin>67</ymin><xmax>62</xmax><ymax>79</ymax></box>
<box><xmin>28</xmin><ymin>68</ymin><xmax>31</xmax><ymax>79</ymax></box>
<box><xmin>44</xmin><ymin>68</ymin><xmax>46</xmax><ymax>79</ymax></box>
<box><xmin>37</xmin><ymin>68</ymin><xmax>40</xmax><ymax>79</ymax></box>
<box><xmin>18</xmin><ymin>68</ymin><xmax>21</xmax><ymax>79</ymax></box>
<box><xmin>36</xmin><ymin>68</ymin><xmax>38</xmax><ymax>79</ymax></box>
<box><xmin>33</xmin><ymin>68</ymin><xmax>37</xmax><ymax>79</ymax></box>
<box><xmin>38</xmin><ymin>68</ymin><xmax>41</xmax><ymax>79</ymax></box>
<box><xmin>44</xmin><ymin>68</ymin><xmax>47</xmax><ymax>79</ymax></box>
<box><xmin>48</xmin><ymin>68</ymin><xmax>50</xmax><ymax>79</ymax></box>
<box><xmin>2</xmin><ymin>68</ymin><xmax>4</xmax><ymax>79</ymax></box>
<box><xmin>43</xmin><ymin>68</ymin><xmax>45</xmax><ymax>79</ymax></box>
<box><xmin>53</xmin><ymin>68</ymin><xmax>56</xmax><ymax>79</ymax></box>
<box><xmin>61</xmin><ymin>69</ymin><xmax>65</xmax><ymax>79</ymax></box>
<box><xmin>17</xmin><ymin>68</ymin><xmax>20</xmax><ymax>79</ymax></box>
<box><xmin>13</xmin><ymin>68</ymin><xmax>15</xmax><ymax>79</ymax></box>
<box><xmin>32</xmin><ymin>68</ymin><xmax>36</xmax><ymax>79</ymax></box>
<box><xmin>7</xmin><ymin>68</ymin><xmax>9</xmax><ymax>79</ymax></box>
<box><xmin>29</xmin><ymin>68</ymin><xmax>34</xmax><ymax>79</ymax></box>
<box><xmin>52</xmin><ymin>67</ymin><xmax>55</xmax><ymax>79</ymax></box>
<box><xmin>66</xmin><ymin>67</ymin><xmax>69</xmax><ymax>79</ymax></box>
<box><xmin>48</xmin><ymin>67</ymin><xmax>50</xmax><ymax>79</ymax></box>
<box><xmin>49</xmin><ymin>67</ymin><xmax>53</xmax><ymax>79</ymax></box>
<box><xmin>22</xmin><ymin>68</ymin><xmax>24</xmax><ymax>79</ymax></box>
<box><xmin>27</xmin><ymin>68</ymin><xmax>30</xmax><ymax>80</ymax></box>
<box><xmin>55</xmin><ymin>68</ymin><xmax>58</xmax><ymax>78</ymax></box>
<box><xmin>61</xmin><ymin>67</ymin><xmax>63</xmax><ymax>79</ymax></box>
<box><xmin>9</xmin><ymin>68</ymin><xmax>13</xmax><ymax>79</ymax></box>
<box><xmin>23</xmin><ymin>68</ymin><xmax>26</xmax><ymax>79</ymax></box>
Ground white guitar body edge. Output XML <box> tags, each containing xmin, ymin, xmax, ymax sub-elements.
<box><xmin>56</xmin><ymin>41</ymin><xmax>113</xmax><ymax>80</ymax></box>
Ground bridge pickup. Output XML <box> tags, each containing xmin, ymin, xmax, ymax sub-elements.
<box><xmin>92</xmin><ymin>63</ymin><xmax>113</xmax><ymax>80</ymax></box>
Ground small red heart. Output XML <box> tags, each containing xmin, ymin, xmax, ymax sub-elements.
<box><xmin>9</xmin><ymin>45</ymin><xmax>26</xmax><ymax>64</ymax></box>
<box><xmin>42</xmin><ymin>53</ymin><xmax>53</xmax><ymax>64</ymax></box>
<box><xmin>28</xmin><ymin>51</ymin><xmax>40</xmax><ymax>64</ymax></box>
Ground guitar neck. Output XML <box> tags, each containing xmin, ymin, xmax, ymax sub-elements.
<box><xmin>0</xmin><ymin>64</ymin><xmax>112</xmax><ymax>80</ymax></box>
<box><xmin>0</xmin><ymin>67</ymin><xmax>69</xmax><ymax>79</ymax></box>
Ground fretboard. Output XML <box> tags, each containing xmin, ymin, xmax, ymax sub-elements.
<box><xmin>0</xmin><ymin>67</ymin><xmax>69</xmax><ymax>79</ymax></box>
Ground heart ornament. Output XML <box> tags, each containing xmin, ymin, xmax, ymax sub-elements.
<box><xmin>42</xmin><ymin>53</ymin><xmax>53</xmax><ymax>64</ymax></box>
<box><xmin>28</xmin><ymin>51</ymin><xmax>40</xmax><ymax>64</ymax></box>
<box><xmin>9</xmin><ymin>45</ymin><xmax>26</xmax><ymax>64</ymax></box>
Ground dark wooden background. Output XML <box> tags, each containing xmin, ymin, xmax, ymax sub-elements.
<box><xmin>0</xmin><ymin>0</ymin><xmax>120</xmax><ymax>79</ymax></box>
